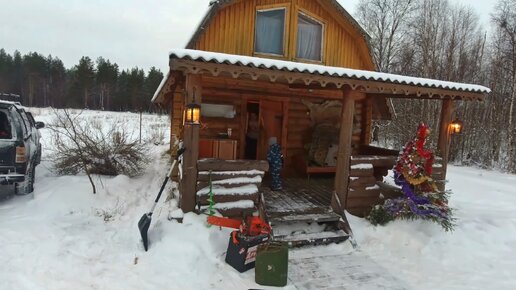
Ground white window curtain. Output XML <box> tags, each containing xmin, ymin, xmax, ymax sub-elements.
<box><xmin>255</xmin><ymin>9</ymin><xmax>285</xmax><ymax>55</ymax></box>
<box><xmin>296</xmin><ymin>14</ymin><xmax>323</xmax><ymax>61</ymax></box>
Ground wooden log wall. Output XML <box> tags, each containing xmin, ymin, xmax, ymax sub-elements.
<box><xmin>171</xmin><ymin>91</ymin><xmax>184</xmax><ymax>154</ymax></box>
<box><xmin>170</xmin><ymin>80</ymin><xmax>377</xmax><ymax>165</ymax></box>
<box><xmin>193</xmin><ymin>0</ymin><xmax>374</xmax><ymax>70</ymax></box>
<box><xmin>286</xmin><ymin>96</ymin><xmax>369</xmax><ymax>167</ymax></box>
<box><xmin>169</xmin><ymin>75</ymin><xmax>373</xmax><ymax>165</ymax></box>
<box><xmin>200</xmin><ymin>94</ymin><xmax>242</xmax><ymax>140</ymax></box>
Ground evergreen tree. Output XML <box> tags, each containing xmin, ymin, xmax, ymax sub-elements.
<box><xmin>0</xmin><ymin>49</ymin><xmax>13</xmax><ymax>92</ymax></box>
<box><xmin>22</xmin><ymin>52</ymin><xmax>47</xmax><ymax>106</ymax></box>
<box><xmin>65</xmin><ymin>68</ymin><xmax>83</xmax><ymax>108</ymax></box>
<box><xmin>368</xmin><ymin>124</ymin><xmax>455</xmax><ymax>231</ymax></box>
<box><xmin>11</xmin><ymin>51</ymin><xmax>23</xmax><ymax>96</ymax></box>
<box><xmin>96</xmin><ymin>57</ymin><xmax>119</xmax><ymax>110</ymax></box>
<box><xmin>75</xmin><ymin>56</ymin><xmax>95</xmax><ymax>108</ymax></box>
<box><xmin>127</xmin><ymin>68</ymin><xmax>145</xmax><ymax>111</ymax></box>
<box><xmin>47</xmin><ymin>56</ymin><xmax>67</xmax><ymax>107</ymax></box>
<box><xmin>114</xmin><ymin>70</ymin><xmax>129</xmax><ymax>111</ymax></box>
<box><xmin>144</xmin><ymin>67</ymin><xmax>163</xmax><ymax>111</ymax></box>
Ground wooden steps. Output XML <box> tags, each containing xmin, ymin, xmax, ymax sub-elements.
<box><xmin>200</xmin><ymin>200</ymin><xmax>256</xmax><ymax>217</ymax></box>
<box><xmin>261</xmin><ymin>179</ymin><xmax>350</xmax><ymax>247</ymax></box>
<box><xmin>268</xmin><ymin>212</ymin><xmax>341</xmax><ymax>225</ymax></box>
<box><xmin>274</xmin><ymin>230</ymin><xmax>349</xmax><ymax>247</ymax></box>
<box><xmin>196</xmin><ymin>159</ymin><xmax>268</xmax><ymax>217</ymax></box>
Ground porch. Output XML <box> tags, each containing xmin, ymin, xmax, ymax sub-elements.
<box><xmin>193</xmin><ymin>151</ymin><xmax>412</xmax><ymax>245</ymax></box>
<box><xmin>260</xmin><ymin>177</ymin><xmax>347</xmax><ymax>246</ymax></box>
<box><xmin>154</xmin><ymin>49</ymin><xmax>488</xmax><ymax>247</ymax></box>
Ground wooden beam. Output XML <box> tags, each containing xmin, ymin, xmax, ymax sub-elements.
<box><xmin>239</xmin><ymin>95</ymin><xmax>248</xmax><ymax>159</ymax></box>
<box><xmin>170</xmin><ymin>59</ymin><xmax>486</xmax><ymax>101</ymax></box>
<box><xmin>282</xmin><ymin>100</ymin><xmax>289</xmax><ymax>159</ymax></box>
<box><xmin>366</xmin><ymin>92</ymin><xmax>481</xmax><ymax>101</ymax></box>
<box><xmin>437</xmin><ymin>99</ymin><xmax>454</xmax><ymax>190</ymax></box>
<box><xmin>153</xmin><ymin>71</ymin><xmax>184</xmax><ymax>105</ymax></box>
<box><xmin>181</xmin><ymin>74</ymin><xmax>202</xmax><ymax>213</ymax></box>
<box><xmin>332</xmin><ymin>87</ymin><xmax>355</xmax><ymax>212</ymax></box>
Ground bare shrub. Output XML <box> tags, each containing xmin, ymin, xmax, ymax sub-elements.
<box><xmin>95</xmin><ymin>198</ymin><xmax>125</xmax><ymax>222</ymax></box>
<box><xmin>49</xmin><ymin>109</ymin><xmax>149</xmax><ymax>193</ymax></box>
<box><xmin>146</xmin><ymin>125</ymin><xmax>166</xmax><ymax>145</ymax></box>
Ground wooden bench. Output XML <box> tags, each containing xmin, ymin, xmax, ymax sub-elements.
<box><xmin>293</xmin><ymin>154</ymin><xmax>336</xmax><ymax>179</ymax></box>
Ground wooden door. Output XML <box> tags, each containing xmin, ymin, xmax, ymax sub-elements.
<box><xmin>258</xmin><ymin>100</ymin><xmax>284</xmax><ymax>160</ymax></box>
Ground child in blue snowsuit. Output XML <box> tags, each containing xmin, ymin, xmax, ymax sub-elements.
<box><xmin>267</xmin><ymin>137</ymin><xmax>283</xmax><ymax>191</ymax></box>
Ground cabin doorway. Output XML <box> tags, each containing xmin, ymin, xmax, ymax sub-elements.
<box><xmin>244</xmin><ymin>102</ymin><xmax>260</xmax><ymax>160</ymax></box>
<box><xmin>242</xmin><ymin>99</ymin><xmax>287</xmax><ymax>161</ymax></box>
<box><xmin>257</xmin><ymin>100</ymin><xmax>284</xmax><ymax>160</ymax></box>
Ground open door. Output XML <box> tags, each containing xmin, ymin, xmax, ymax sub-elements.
<box><xmin>258</xmin><ymin>100</ymin><xmax>285</xmax><ymax>160</ymax></box>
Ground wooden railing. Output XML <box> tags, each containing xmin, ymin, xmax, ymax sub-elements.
<box><xmin>346</xmin><ymin>155</ymin><xmax>397</xmax><ymax>217</ymax></box>
<box><xmin>195</xmin><ymin>159</ymin><xmax>269</xmax><ymax>217</ymax></box>
<box><xmin>358</xmin><ymin>145</ymin><xmax>399</xmax><ymax>156</ymax></box>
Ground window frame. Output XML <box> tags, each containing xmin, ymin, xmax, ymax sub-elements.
<box><xmin>254</xmin><ymin>5</ymin><xmax>290</xmax><ymax>58</ymax></box>
<box><xmin>0</xmin><ymin>109</ymin><xmax>14</xmax><ymax>140</ymax></box>
<box><xmin>15</xmin><ymin>109</ymin><xmax>30</xmax><ymax>139</ymax></box>
<box><xmin>295</xmin><ymin>10</ymin><xmax>325</xmax><ymax>63</ymax></box>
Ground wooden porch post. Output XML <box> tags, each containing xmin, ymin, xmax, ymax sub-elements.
<box><xmin>332</xmin><ymin>87</ymin><xmax>354</xmax><ymax>212</ymax></box>
<box><xmin>437</xmin><ymin>99</ymin><xmax>454</xmax><ymax>190</ymax></box>
<box><xmin>181</xmin><ymin>74</ymin><xmax>202</xmax><ymax>213</ymax></box>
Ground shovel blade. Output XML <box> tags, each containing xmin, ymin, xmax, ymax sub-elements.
<box><xmin>138</xmin><ymin>213</ymin><xmax>152</xmax><ymax>251</ymax></box>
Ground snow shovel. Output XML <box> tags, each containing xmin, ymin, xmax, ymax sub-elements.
<box><xmin>138</xmin><ymin>147</ymin><xmax>185</xmax><ymax>251</ymax></box>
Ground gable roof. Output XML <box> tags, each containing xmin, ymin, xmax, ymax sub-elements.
<box><xmin>185</xmin><ymin>0</ymin><xmax>372</xmax><ymax>50</ymax></box>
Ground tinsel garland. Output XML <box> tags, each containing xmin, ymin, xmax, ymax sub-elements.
<box><xmin>386</xmin><ymin>172</ymin><xmax>446</xmax><ymax>219</ymax></box>
<box><xmin>368</xmin><ymin>123</ymin><xmax>455</xmax><ymax>231</ymax></box>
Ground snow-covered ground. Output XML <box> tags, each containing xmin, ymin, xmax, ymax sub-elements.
<box><xmin>0</xmin><ymin>108</ymin><xmax>515</xmax><ymax>290</ymax></box>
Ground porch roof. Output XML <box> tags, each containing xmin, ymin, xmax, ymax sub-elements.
<box><xmin>153</xmin><ymin>49</ymin><xmax>490</xmax><ymax>104</ymax></box>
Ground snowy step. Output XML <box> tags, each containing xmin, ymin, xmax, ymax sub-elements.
<box><xmin>201</xmin><ymin>200</ymin><xmax>256</xmax><ymax>218</ymax></box>
<box><xmin>348</xmin><ymin>185</ymin><xmax>382</xmax><ymax>198</ymax></box>
<box><xmin>196</xmin><ymin>184</ymin><xmax>259</xmax><ymax>196</ymax></box>
<box><xmin>196</xmin><ymin>175</ymin><xmax>263</xmax><ymax>189</ymax></box>
<box><xmin>349</xmin><ymin>166</ymin><xmax>375</xmax><ymax>177</ymax></box>
<box><xmin>197</xmin><ymin>192</ymin><xmax>259</xmax><ymax>205</ymax></box>
<box><xmin>268</xmin><ymin>213</ymin><xmax>341</xmax><ymax>225</ymax></box>
<box><xmin>274</xmin><ymin>230</ymin><xmax>349</xmax><ymax>247</ymax></box>
<box><xmin>196</xmin><ymin>183</ymin><xmax>260</xmax><ymax>205</ymax></box>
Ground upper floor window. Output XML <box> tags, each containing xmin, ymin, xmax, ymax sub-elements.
<box><xmin>296</xmin><ymin>13</ymin><xmax>323</xmax><ymax>61</ymax></box>
<box><xmin>255</xmin><ymin>8</ymin><xmax>286</xmax><ymax>56</ymax></box>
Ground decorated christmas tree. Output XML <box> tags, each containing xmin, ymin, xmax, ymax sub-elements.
<box><xmin>368</xmin><ymin>123</ymin><xmax>455</xmax><ymax>231</ymax></box>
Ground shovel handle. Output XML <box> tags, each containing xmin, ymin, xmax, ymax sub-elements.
<box><xmin>154</xmin><ymin>159</ymin><xmax>177</xmax><ymax>204</ymax></box>
<box><xmin>150</xmin><ymin>147</ymin><xmax>186</xmax><ymax>212</ymax></box>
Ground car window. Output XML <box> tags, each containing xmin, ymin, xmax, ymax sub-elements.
<box><xmin>20</xmin><ymin>111</ymin><xmax>32</xmax><ymax>137</ymax></box>
<box><xmin>0</xmin><ymin>110</ymin><xmax>12</xmax><ymax>139</ymax></box>
<box><xmin>26</xmin><ymin>112</ymin><xmax>36</xmax><ymax>126</ymax></box>
<box><xmin>15</xmin><ymin>109</ymin><xmax>29</xmax><ymax>137</ymax></box>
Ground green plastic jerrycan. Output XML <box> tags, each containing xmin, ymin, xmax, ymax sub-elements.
<box><xmin>255</xmin><ymin>242</ymin><xmax>289</xmax><ymax>287</ymax></box>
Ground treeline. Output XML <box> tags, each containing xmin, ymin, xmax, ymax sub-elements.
<box><xmin>0</xmin><ymin>50</ymin><xmax>163</xmax><ymax>111</ymax></box>
<box><xmin>357</xmin><ymin>0</ymin><xmax>516</xmax><ymax>173</ymax></box>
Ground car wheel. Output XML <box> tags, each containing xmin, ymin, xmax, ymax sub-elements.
<box><xmin>14</xmin><ymin>165</ymin><xmax>35</xmax><ymax>195</ymax></box>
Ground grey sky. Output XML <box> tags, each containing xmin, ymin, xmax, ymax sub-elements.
<box><xmin>0</xmin><ymin>0</ymin><xmax>498</xmax><ymax>73</ymax></box>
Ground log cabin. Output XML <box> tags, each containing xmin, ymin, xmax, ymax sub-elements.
<box><xmin>152</xmin><ymin>0</ymin><xmax>490</xmax><ymax>245</ymax></box>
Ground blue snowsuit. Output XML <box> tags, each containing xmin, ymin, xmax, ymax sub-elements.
<box><xmin>267</xmin><ymin>143</ymin><xmax>283</xmax><ymax>191</ymax></box>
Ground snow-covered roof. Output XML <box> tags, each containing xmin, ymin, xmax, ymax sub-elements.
<box><xmin>151</xmin><ymin>71</ymin><xmax>170</xmax><ymax>103</ymax></box>
<box><xmin>169</xmin><ymin>49</ymin><xmax>490</xmax><ymax>94</ymax></box>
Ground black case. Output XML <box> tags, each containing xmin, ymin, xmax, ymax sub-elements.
<box><xmin>225</xmin><ymin>231</ymin><xmax>270</xmax><ymax>273</ymax></box>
